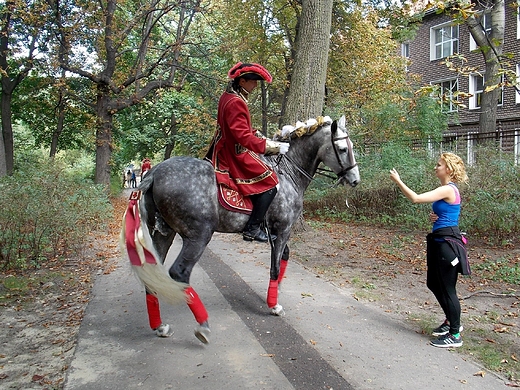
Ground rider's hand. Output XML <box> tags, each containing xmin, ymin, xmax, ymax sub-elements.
<box><xmin>429</xmin><ymin>212</ymin><xmax>438</xmax><ymax>223</ymax></box>
<box><xmin>278</xmin><ymin>142</ymin><xmax>290</xmax><ymax>155</ymax></box>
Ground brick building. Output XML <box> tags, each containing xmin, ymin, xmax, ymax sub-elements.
<box><xmin>402</xmin><ymin>1</ymin><xmax>520</xmax><ymax>163</ymax></box>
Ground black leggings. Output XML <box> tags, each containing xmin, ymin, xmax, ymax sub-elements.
<box><xmin>426</xmin><ymin>240</ymin><xmax>461</xmax><ymax>334</ymax></box>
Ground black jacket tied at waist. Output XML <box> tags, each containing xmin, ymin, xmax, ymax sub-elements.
<box><xmin>427</xmin><ymin>227</ymin><xmax>471</xmax><ymax>276</ymax></box>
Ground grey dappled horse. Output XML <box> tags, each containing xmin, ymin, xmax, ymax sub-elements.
<box><xmin>134</xmin><ymin>116</ymin><xmax>360</xmax><ymax>343</ymax></box>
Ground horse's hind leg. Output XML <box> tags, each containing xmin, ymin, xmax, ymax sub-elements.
<box><xmin>145</xmin><ymin>229</ymin><xmax>176</xmax><ymax>337</ymax></box>
<box><xmin>169</xmin><ymin>236</ymin><xmax>213</xmax><ymax>344</ymax></box>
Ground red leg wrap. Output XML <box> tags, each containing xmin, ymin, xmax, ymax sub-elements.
<box><xmin>145</xmin><ymin>293</ymin><xmax>162</xmax><ymax>330</ymax></box>
<box><xmin>278</xmin><ymin>259</ymin><xmax>288</xmax><ymax>283</ymax></box>
<box><xmin>266</xmin><ymin>279</ymin><xmax>278</xmax><ymax>308</ymax></box>
<box><xmin>185</xmin><ymin>286</ymin><xmax>208</xmax><ymax>324</ymax></box>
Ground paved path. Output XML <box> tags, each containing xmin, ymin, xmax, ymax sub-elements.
<box><xmin>64</xmin><ymin>233</ymin><xmax>508</xmax><ymax>389</ymax></box>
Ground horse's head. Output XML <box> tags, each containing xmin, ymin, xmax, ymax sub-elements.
<box><xmin>320</xmin><ymin>116</ymin><xmax>360</xmax><ymax>187</ymax></box>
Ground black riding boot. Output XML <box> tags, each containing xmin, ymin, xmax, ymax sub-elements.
<box><xmin>243</xmin><ymin>187</ymin><xmax>277</xmax><ymax>242</ymax></box>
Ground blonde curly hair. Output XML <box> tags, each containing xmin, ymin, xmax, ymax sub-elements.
<box><xmin>441</xmin><ymin>152</ymin><xmax>468</xmax><ymax>184</ymax></box>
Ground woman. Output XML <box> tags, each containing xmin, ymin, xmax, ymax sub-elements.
<box><xmin>390</xmin><ymin>152</ymin><xmax>469</xmax><ymax>348</ymax></box>
<box><xmin>206</xmin><ymin>62</ymin><xmax>289</xmax><ymax>243</ymax></box>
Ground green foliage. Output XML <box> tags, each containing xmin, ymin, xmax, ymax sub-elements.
<box><xmin>463</xmin><ymin>147</ymin><xmax>520</xmax><ymax>242</ymax></box>
<box><xmin>0</xmin><ymin>154</ymin><xmax>112</xmax><ymax>270</ymax></box>
<box><xmin>304</xmin><ymin>143</ymin><xmax>520</xmax><ymax>241</ymax></box>
<box><xmin>473</xmin><ymin>257</ymin><xmax>520</xmax><ymax>285</ymax></box>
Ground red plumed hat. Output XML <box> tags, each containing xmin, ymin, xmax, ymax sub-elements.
<box><xmin>228</xmin><ymin>62</ymin><xmax>272</xmax><ymax>83</ymax></box>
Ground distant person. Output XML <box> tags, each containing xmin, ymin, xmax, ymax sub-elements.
<box><xmin>131</xmin><ymin>171</ymin><xmax>137</xmax><ymax>188</ymax></box>
<box><xmin>126</xmin><ymin>170</ymin><xmax>132</xmax><ymax>188</ymax></box>
<box><xmin>390</xmin><ymin>152</ymin><xmax>469</xmax><ymax>348</ymax></box>
<box><xmin>141</xmin><ymin>158</ymin><xmax>152</xmax><ymax>178</ymax></box>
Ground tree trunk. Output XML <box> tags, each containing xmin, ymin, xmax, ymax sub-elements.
<box><xmin>50</xmin><ymin>96</ymin><xmax>65</xmax><ymax>158</ymax></box>
<box><xmin>281</xmin><ymin>0</ymin><xmax>333</xmax><ymax>125</ymax></box>
<box><xmin>467</xmin><ymin>0</ymin><xmax>505</xmax><ymax>134</ymax></box>
<box><xmin>1</xmin><ymin>90</ymin><xmax>14</xmax><ymax>176</ymax></box>
<box><xmin>95</xmin><ymin>87</ymin><xmax>114</xmax><ymax>186</ymax></box>
<box><xmin>163</xmin><ymin>111</ymin><xmax>178</xmax><ymax>160</ymax></box>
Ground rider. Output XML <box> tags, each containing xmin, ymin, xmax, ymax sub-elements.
<box><xmin>206</xmin><ymin>62</ymin><xmax>290</xmax><ymax>242</ymax></box>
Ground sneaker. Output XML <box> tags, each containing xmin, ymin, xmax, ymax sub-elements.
<box><xmin>430</xmin><ymin>333</ymin><xmax>463</xmax><ymax>348</ymax></box>
<box><xmin>432</xmin><ymin>321</ymin><xmax>463</xmax><ymax>336</ymax></box>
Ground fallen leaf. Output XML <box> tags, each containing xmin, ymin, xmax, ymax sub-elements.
<box><xmin>32</xmin><ymin>374</ymin><xmax>44</xmax><ymax>382</ymax></box>
<box><xmin>473</xmin><ymin>370</ymin><xmax>486</xmax><ymax>377</ymax></box>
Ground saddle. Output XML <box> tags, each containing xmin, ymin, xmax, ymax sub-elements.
<box><xmin>217</xmin><ymin>184</ymin><xmax>252</xmax><ymax>214</ymax></box>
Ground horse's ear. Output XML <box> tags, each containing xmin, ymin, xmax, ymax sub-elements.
<box><xmin>338</xmin><ymin>115</ymin><xmax>346</xmax><ymax>129</ymax></box>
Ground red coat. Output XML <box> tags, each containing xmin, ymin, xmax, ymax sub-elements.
<box><xmin>141</xmin><ymin>160</ymin><xmax>151</xmax><ymax>175</ymax></box>
<box><xmin>206</xmin><ymin>90</ymin><xmax>278</xmax><ymax>196</ymax></box>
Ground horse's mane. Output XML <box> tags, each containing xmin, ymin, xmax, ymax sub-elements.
<box><xmin>273</xmin><ymin>116</ymin><xmax>333</xmax><ymax>142</ymax></box>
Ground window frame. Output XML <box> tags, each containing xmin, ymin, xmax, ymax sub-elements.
<box><xmin>430</xmin><ymin>22</ymin><xmax>459</xmax><ymax>60</ymax></box>
<box><xmin>433</xmin><ymin>78</ymin><xmax>459</xmax><ymax>112</ymax></box>
<box><xmin>516</xmin><ymin>64</ymin><xmax>520</xmax><ymax>104</ymax></box>
<box><xmin>469</xmin><ymin>73</ymin><xmax>504</xmax><ymax>109</ymax></box>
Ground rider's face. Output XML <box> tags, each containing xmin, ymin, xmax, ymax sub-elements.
<box><xmin>239</xmin><ymin>78</ymin><xmax>258</xmax><ymax>93</ymax></box>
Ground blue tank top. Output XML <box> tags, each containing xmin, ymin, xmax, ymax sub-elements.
<box><xmin>432</xmin><ymin>183</ymin><xmax>460</xmax><ymax>232</ymax></box>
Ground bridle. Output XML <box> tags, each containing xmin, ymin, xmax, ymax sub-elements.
<box><xmin>328</xmin><ymin>122</ymin><xmax>358</xmax><ymax>183</ymax></box>
<box><xmin>277</xmin><ymin>121</ymin><xmax>358</xmax><ymax>186</ymax></box>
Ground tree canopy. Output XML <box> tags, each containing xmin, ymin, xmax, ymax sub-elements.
<box><xmin>1</xmin><ymin>0</ymin><xmax>485</xmax><ymax>184</ymax></box>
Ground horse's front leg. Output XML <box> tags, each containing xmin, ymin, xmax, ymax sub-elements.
<box><xmin>267</xmin><ymin>243</ymin><xmax>289</xmax><ymax>316</ymax></box>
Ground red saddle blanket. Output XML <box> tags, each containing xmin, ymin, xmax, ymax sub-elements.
<box><xmin>218</xmin><ymin>184</ymin><xmax>252</xmax><ymax>214</ymax></box>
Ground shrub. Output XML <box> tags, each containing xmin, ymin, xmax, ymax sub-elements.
<box><xmin>0</xmin><ymin>157</ymin><xmax>112</xmax><ymax>270</ymax></box>
<box><xmin>304</xmin><ymin>143</ymin><xmax>520</xmax><ymax>241</ymax></box>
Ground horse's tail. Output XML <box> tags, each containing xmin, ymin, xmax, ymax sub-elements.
<box><xmin>120</xmin><ymin>187</ymin><xmax>188</xmax><ymax>305</ymax></box>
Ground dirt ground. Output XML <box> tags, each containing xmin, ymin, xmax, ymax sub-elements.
<box><xmin>0</xmin><ymin>196</ymin><xmax>519</xmax><ymax>388</ymax></box>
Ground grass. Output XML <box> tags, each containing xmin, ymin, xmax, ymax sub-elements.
<box><xmin>407</xmin><ymin>312</ymin><xmax>519</xmax><ymax>383</ymax></box>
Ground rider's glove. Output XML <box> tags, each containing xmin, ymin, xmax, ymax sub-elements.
<box><xmin>265</xmin><ymin>140</ymin><xmax>290</xmax><ymax>156</ymax></box>
<box><xmin>278</xmin><ymin>142</ymin><xmax>290</xmax><ymax>155</ymax></box>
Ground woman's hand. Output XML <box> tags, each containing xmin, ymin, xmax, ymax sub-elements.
<box><xmin>429</xmin><ymin>212</ymin><xmax>438</xmax><ymax>223</ymax></box>
<box><xmin>389</xmin><ymin>168</ymin><xmax>401</xmax><ymax>183</ymax></box>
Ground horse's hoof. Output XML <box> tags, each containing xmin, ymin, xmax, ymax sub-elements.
<box><xmin>194</xmin><ymin>322</ymin><xmax>211</xmax><ymax>344</ymax></box>
<box><xmin>155</xmin><ymin>323</ymin><xmax>172</xmax><ymax>337</ymax></box>
<box><xmin>270</xmin><ymin>304</ymin><xmax>285</xmax><ymax>316</ymax></box>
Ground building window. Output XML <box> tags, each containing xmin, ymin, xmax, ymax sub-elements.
<box><xmin>517</xmin><ymin>3</ymin><xmax>520</xmax><ymax>40</ymax></box>
<box><xmin>401</xmin><ymin>43</ymin><xmax>410</xmax><ymax>71</ymax></box>
<box><xmin>469</xmin><ymin>74</ymin><xmax>503</xmax><ymax>109</ymax></box>
<box><xmin>433</xmin><ymin>78</ymin><xmax>459</xmax><ymax>112</ymax></box>
<box><xmin>431</xmin><ymin>23</ymin><xmax>459</xmax><ymax>60</ymax></box>
<box><xmin>469</xmin><ymin>74</ymin><xmax>484</xmax><ymax>109</ymax></box>
<box><xmin>517</xmin><ymin>64</ymin><xmax>520</xmax><ymax>104</ymax></box>
<box><xmin>401</xmin><ymin>43</ymin><xmax>410</xmax><ymax>58</ymax></box>
<box><xmin>470</xmin><ymin>13</ymin><xmax>492</xmax><ymax>51</ymax></box>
